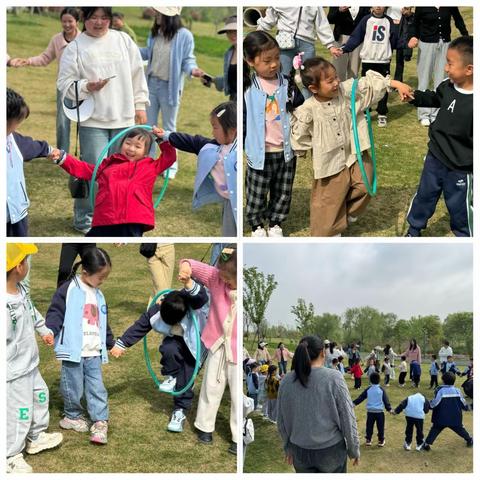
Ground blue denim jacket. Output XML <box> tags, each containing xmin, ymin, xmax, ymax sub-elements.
<box><xmin>140</xmin><ymin>28</ymin><xmax>198</xmax><ymax>107</ymax></box>
<box><xmin>46</xmin><ymin>277</ymin><xmax>113</xmax><ymax>364</ymax></box>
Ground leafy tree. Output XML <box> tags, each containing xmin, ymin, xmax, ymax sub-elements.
<box><xmin>310</xmin><ymin>313</ymin><xmax>343</xmax><ymax>343</ymax></box>
<box><xmin>408</xmin><ymin>315</ymin><xmax>443</xmax><ymax>354</ymax></box>
<box><xmin>343</xmin><ymin>306</ymin><xmax>384</xmax><ymax>348</ymax></box>
<box><xmin>291</xmin><ymin>299</ymin><xmax>315</xmax><ymax>334</ymax></box>
<box><xmin>243</xmin><ymin>266</ymin><xmax>278</xmax><ymax>341</ymax></box>
<box><xmin>392</xmin><ymin>319</ymin><xmax>410</xmax><ymax>352</ymax></box>
<box><xmin>443</xmin><ymin>312</ymin><xmax>473</xmax><ymax>355</ymax></box>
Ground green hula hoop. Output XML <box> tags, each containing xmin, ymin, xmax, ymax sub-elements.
<box><xmin>143</xmin><ymin>288</ymin><xmax>201</xmax><ymax>396</ymax></box>
<box><xmin>351</xmin><ymin>78</ymin><xmax>377</xmax><ymax>196</ymax></box>
<box><xmin>89</xmin><ymin>124</ymin><xmax>170</xmax><ymax>210</ymax></box>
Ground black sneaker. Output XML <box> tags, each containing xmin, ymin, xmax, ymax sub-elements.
<box><xmin>228</xmin><ymin>442</ymin><xmax>237</xmax><ymax>455</ymax></box>
<box><xmin>421</xmin><ymin>442</ymin><xmax>431</xmax><ymax>451</ymax></box>
<box><xmin>466</xmin><ymin>439</ymin><xmax>473</xmax><ymax>447</ymax></box>
<box><xmin>197</xmin><ymin>429</ymin><xmax>213</xmax><ymax>444</ymax></box>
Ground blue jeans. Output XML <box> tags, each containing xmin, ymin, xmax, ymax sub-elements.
<box><xmin>75</xmin><ymin>126</ymin><xmax>125</xmax><ymax>232</ymax></box>
<box><xmin>147</xmin><ymin>76</ymin><xmax>179</xmax><ymax>174</ymax></box>
<box><xmin>60</xmin><ymin>357</ymin><xmax>109</xmax><ymax>422</ymax></box>
<box><xmin>56</xmin><ymin>89</ymin><xmax>71</xmax><ymax>152</ymax></box>
<box><xmin>280</xmin><ymin>38</ymin><xmax>316</xmax><ymax>99</ymax></box>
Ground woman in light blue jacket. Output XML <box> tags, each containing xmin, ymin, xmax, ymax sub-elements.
<box><xmin>140</xmin><ymin>7</ymin><xmax>204</xmax><ymax>178</ymax></box>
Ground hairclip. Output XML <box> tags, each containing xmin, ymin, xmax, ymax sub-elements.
<box><xmin>293</xmin><ymin>51</ymin><xmax>305</xmax><ymax>71</ymax></box>
<box><xmin>217</xmin><ymin>109</ymin><xmax>226</xmax><ymax>118</ymax></box>
<box><xmin>220</xmin><ymin>246</ymin><xmax>235</xmax><ymax>261</ymax></box>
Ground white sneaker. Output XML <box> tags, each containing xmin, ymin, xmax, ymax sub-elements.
<box><xmin>159</xmin><ymin>375</ymin><xmax>177</xmax><ymax>393</ymax></box>
<box><xmin>7</xmin><ymin>453</ymin><xmax>33</xmax><ymax>473</ymax></box>
<box><xmin>420</xmin><ymin>118</ymin><xmax>430</xmax><ymax>127</ymax></box>
<box><xmin>415</xmin><ymin>443</ymin><xmax>424</xmax><ymax>451</ymax></box>
<box><xmin>377</xmin><ymin>115</ymin><xmax>387</xmax><ymax>127</ymax></box>
<box><xmin>267</xmin><ymin>225</ymin><xmax>283</xmax><ymax>237</ymax></box>
<box><xmin>59</xmin><ymin>416</ymin><xmax>90</xmax><ymax>432</ymax></box>
<box><xmin>251</xmin><ymin>226</ymin><xmax>267</xmax><ymax>237</ymax></box>
<box><xmin>347</xmin><ymin>215</ymin><xmax>358</xmax><ymax>224</ymax></box>
<box><xmin>404</xmin><ymin>441</ymin><xmax>411</xmax><ymax>451</ymax></box>
<box><xmin>25</xmin><ymin>431</ymin><xmax>63</xmax><ymax>455</ymax></box>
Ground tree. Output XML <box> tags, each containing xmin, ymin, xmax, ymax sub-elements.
<box><xmin>443</xmin><ymin>312</ymin><xmax>473</xmax><ymax>355</ymax></box>
<box><xmin>243</xmin><ymin>266</ymin><xmax>278</xmax><ymax>341</ymax></box>
<box><xmin>291</xmin><ymin>298</ymin><xmax>315</xmax><ymax>334</ymax></box>
<box><xmin>343</xmin><ymin>306</ymin><xmax>385</xmax><ymax>349</ymax></box>
<box><xmin>408</xmin><ymin>315</ymin><xmax>443</xmax><ymax>354</ymax></box>
<box><xmin>310</xmin><ymin>313</ymin><xmax>343</xmax><ymax>343</ymax></box>
<box><xmin>392</xmin><ymin>319</ymin><xmax>410</xmax><ymax>352</ymax></box>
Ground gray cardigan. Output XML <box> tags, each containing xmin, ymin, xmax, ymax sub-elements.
<box><xmin>277</xmin><ymin>366</ymin><xmax>360</xmax><ymax>459</ymax></box>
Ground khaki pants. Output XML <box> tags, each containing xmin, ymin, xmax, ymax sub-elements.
<box><xmin>310</xmin><ymin>157</ymin><xmax>372</xmax><ymax>236</ymax></box>
<box><xmin>147</xmin><ymin>244</ymin><xmax>175</xmax><ymax>302</ymax></box>
<box><xmin>194</xmin><ymin>345</ymin><xmax>238</xmax><ymax>443</ymax></box>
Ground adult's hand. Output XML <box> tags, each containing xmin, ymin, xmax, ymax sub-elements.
<box><xmin>9</xmin><ymin>57</ymin><xmax>29</xmax><ymax>67</ymax></box>
<box><xmin>86</xmin><ymin>79</ymin><xmax>109</xmax><ymax>92</ymax></box>
<box><xmin>191</xmin><ymin>67</ymin><xmax>205</xmax><ymax>78</ymax></box>
<box><xmin>352</xmin><ymin>457</ymin><xmax>360</xmax><ymax>467</ymax></box>
<box><xmin>408</xmin><ymin>37</ymin><xmax>418</xmax><ymax>49</ymax></box>
<box><xmin>329</xmin><ymin>46</ymin><xmax>343</xmax><ymax>58</ymax></box>
<box><xmin>135</xmin><ymin>110</ymin><xmax>147</xmax><ymax>125</ymax></box>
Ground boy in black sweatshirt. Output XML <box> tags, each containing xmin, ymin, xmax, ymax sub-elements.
<box><xmin>399</xmin><ymin>36</ymin><xmax>473</xmax><ymax>237</ymax></box>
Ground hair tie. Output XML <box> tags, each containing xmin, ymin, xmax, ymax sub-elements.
<box><xmin>216</xmin><ymin>109</ymin><xmax>226</xmax><ymax>118</ymax></box>
<box><xmin>293</xmin><ymin>52</ymin><xmax>305</xmax><ymax>71</ymax></box>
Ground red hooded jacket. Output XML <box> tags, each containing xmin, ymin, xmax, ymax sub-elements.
<box><xmin>60</xmin><ymin>142</ymin><xmax>176</xmax><ymax>231</ymax></box>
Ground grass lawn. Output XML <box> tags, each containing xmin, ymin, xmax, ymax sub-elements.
<box><xmin>243</xmin><ymin>339</ymin><xmax>472</xmax><ymax>473</ymax></box>
<box><xmin>26</xmin><ymin>243</ymin><xmax>235</xmax><ymax>473</ymax></box>
<box><xmin>242</xmin><ymin>7</ymin><xmax>473</xmax><ymax>237</ymax></box>
<box><xmin>7</xmin><ymin>8</ymin><xmax>235</xmax><ymax>237</ymax></box>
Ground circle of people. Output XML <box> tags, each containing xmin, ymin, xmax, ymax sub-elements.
<box><xmin>7</xmin><ymin>7</ymin><xmax>238</xmax><ymax>237</ymax></box>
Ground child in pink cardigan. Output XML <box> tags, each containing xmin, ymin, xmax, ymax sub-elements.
<box><xmin>179</xmin><ymin>245</ymin><xmax>237</xmax><ymax>455</ymax></box>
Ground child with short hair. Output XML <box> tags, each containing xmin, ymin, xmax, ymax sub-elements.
<box><xmin>393</xmin><ymin>392</ymin><xmax>430</xmax><ymax>451</ymax></box>
<box><xmin>246</xmin><ymin>363</ymin><xmax>260</xmax><ymax>409</ymax></box>
<box><xmin>110</xmin><ymin>268</ymin><xmax>208</xmax><ymax>433</ymax></box>
<box><xmin>353</xmin><ymin>371</ymin><xmax>392</xmax><ymax>447</ymax></box>
<box><xmin>337</xmin><ymin>355</ymin><xmax>346</xmax><ymax>374</ymax></box>
<box><xmin>429</xmin><ymin>354</ymin><xmax>440</xmax><ymax>389</ymax></box>
<box><xmin>7</xmin><ymin>244</ymin><xmax>63</xmax><ymax>473</ymax></box>
<box><xmin>158</xmin><ymin>101</ymin><xmax>237</xmax><ymax>236</ymax></box>
<box><xmin>399</xmin><ymin>36</ymin><xmax>473</xmax><ymax>237</ymax></box>
<box><xmin>331</xmin><ymin>357</ymin><xmax>339</xmax><ymax>369</ymax></box>
<box><xmin>179</xmin><ymin>246</ymin><xmax>238</xmax><ymax>455</ymax></box>
<box><xmin>6</xmin><ymin>88</ymin><xmax>56</xmax><ymax>236</ymax></box>
<box><xmin>111</xmin><ymin>11</ymin><xmax>137</xmax><ymax>42</ymax></box>
<box><xmin>350</xmin><ymin>357</ymin><xmax>363</xmax><ymax>389</ymax></box>
<box><xmin>45</xmin><ymin>246</ymin><xmax>115</xmax><ymax>444</ymax></box>
<box><xmin>398</xmin><ymin>355</ymin><xmax>408</xmax><ymax>387</ymax></box>
<box><xmin>291</xmin><ymin>56</ymin><xmax>411</xmax><ymax>236</ymax></box>
<box><xmin>264</xmin><ymin>364</ymin><xmax>280</xmax><ymax>423</ymax></box>
<box><xmin>244</xmin><ymin>31</ymin><xmax>304</xmax><ymax>237</ymax></box>
<box><xmin>50</xmin><ymin>127</ymin><xmax>176</xmax><ymax>236</ymax></box>
<box><xmin>364</xmin><ymin>357</ymin><xmax>379</xmax><ymax>377</ymax></box>
<box><xmin>382</xmin><ymin>357</ymin><xmax>393</xmax><ymax>386</ymax></box>
<box><xmin>441</xmin><ymin>355</ymin><xmax>462</xmax><ymax>375</ymax></box>
<box><xmin>421</xmin><ymin>372</ymin><xmax>473</xmax><ymax>450</ymax></box>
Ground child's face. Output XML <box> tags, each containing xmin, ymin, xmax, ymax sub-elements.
<box><xmin>13</xmin><ymin>258</ymin><xmax>30</xmax><ymax>282</ymax></box>
<box><xmin>445</xmin><ymin>48</ymin><xmax>473</xmax><ymax>85</ymax></box>
<box><xmin>309</xmin><ymin>66</ymin><xmax>340</xmax><ymax>100</ymax></box>
<box><xmin>112</xmin><ymin>16</ymin><xmax>124</xmax><ymax>29</ymax></box>
<box><xmin>372</xmin><ymin>7</ymin><xmax>386</xmax><ymax>16</ymax></box>
<box><xmin>210</xmin><ymin>115</ymin><xmax>236</xmax><ymax>145</ymax></box>
<box><xmin>226</xmin><ymin>30</ymin><xmax>237</xmax><ymax>45</ymax></box>
<box><xmin>121</xmin><ymin>135</ymin><xmax>148</xmax><ymax>161</ymax></box>
<box><xmin>82</xmin><ymin>265</ymin><xmax>111</xmax><ymax>288</ymax></box>
<box><xmin>247</xmin><ymin>47</ymin><xmax>280</xmax><ymax>80</ymax></box>
<box><xmin>61</xmin><ymin>13</ymin><xmax>77</xmax><ymax>35</ymax></box>
<box><xmin>7</xmin><ymin>118</ymin><xmax>23</xmax><ymax>136</ymax></box>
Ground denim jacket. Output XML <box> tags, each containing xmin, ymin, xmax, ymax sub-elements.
<box><xmin>166</xmin><ymin>132</ymin><xmax>237</xmax><ymax>226</ymax></box>
<box><xmin>46</xmin><ymin>277</ymin><xmax>114</xmax><ymax>364</ymax></box>
<box><xmin>244</xmin><ymin>73</ymin><xmax>303</xmax><ymax>170</ymax></box>
<box><xmin>140</xmin><ymin>28</ymin><xmax>198</xmax><ymax>107</ymax></box>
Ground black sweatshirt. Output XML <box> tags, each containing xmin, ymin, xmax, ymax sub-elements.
<box><xmin>410</xmin><ymin>79</ymin><xmax>472</xmax><ymax>172</ymax></box>
<box><xmin>409</xmin><ymin>7</ymin><xmax>468</xmax><ymax>43</ymax></box>
<box><xmin>327</xmin><ymin>7</ymin><xmax>371</xmax><ymax>41</ymax></box>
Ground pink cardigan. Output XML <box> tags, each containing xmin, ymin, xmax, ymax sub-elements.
<box><xmin>182</xmin><ymin>259</ymin><xmax>237</xmax><ymax>364</ymax></box>
<box><xmin>27</xmin><ymin>30</ymin><xmax>81</xmax><ymax>70</ymax></box>
<box><xmin>400</xmin><ymin>346</ymin><xmax>422</xmax><ymax>364</ymax></box>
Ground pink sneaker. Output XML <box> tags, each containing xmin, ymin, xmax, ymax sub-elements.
<box><xmin>90</xmin><ymin>421</ymin><xmax>108</xmax><ymax>444</ymax></box>
<box><xmin>59</xmin><ymin>416</ymin><xmax>89</xmax><ymax>432</ymax></box>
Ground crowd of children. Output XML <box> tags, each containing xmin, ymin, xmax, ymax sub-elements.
<box><xmin>243</xmin><ymin>7</ymin><xmax>473</xmax><ymax>237</ymax></box>
<box><xmin>6</xmin><ymin>243</ymin><xmax>238</xmax><ymax>473</ymax></box>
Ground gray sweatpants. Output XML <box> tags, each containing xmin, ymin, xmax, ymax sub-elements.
<box><xmin>416</xmin><ymin>40</ymin><xmax>449</xmax><ymax>121</ymax></box>
<box><xmin>7</xmin><ymin>367</ymin><xmax>50</xmax><ymax>457</ymax></box>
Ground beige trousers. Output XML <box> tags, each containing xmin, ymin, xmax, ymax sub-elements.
<box><xmin>310</xmin><ymin>155</ymin><xmax>372</xmax><ymax>236</ymax></box>
<box><xmin>194</xmin><ymin>345</ymin><xmax>238</xmax><ymax>443</ymax></box>
<box><xmin>147</xmin><ymin>244</ymin><xmax>175</xmax><ymax>302</ymax></box>
<box><xmin>332</xmin><ymin>34</ymin><xmax>362</xmax><ymax>82</ymax></box>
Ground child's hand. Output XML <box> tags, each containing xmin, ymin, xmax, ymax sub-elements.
<box><xmin>179</xmin><ymin>261</ymin><xmax>192</xmax><ymax>279</ymax></box>
<box><xmin>178</xmin><ymin>270</ymin><xmax>193</xmax><ymax>289</ymax></box>
<box><xmin>389</xmin><ymin>410</ymin><xmax>395</xmax><ymax>415</ymax></box>
<box><xmin>391</xmin><ymin>80</ymin><xmax>414</xmax><ymax>102</ymax></box>
<box><xmin>329</xmin><ymin>46</ymin><xmax>343</xmax><ymax>58</ymax></box>
<box><xmin>48</xmin><ymin>148</ymin><xmax>62</xmax><ymax>163</ymax></box>
<box><xmin>41</xmin><ymin>334</ymin><xmax>54</xmax><ymax>346</ymax></box>
<box><xmin>152</xmin><ymin>126</ymin><xmax>166</xmax><ymax>139</ymax></box>
<box><xmin>110</xmin><ymin>346</ymin><xmax>125</xmax><ymax>358</ymax></box>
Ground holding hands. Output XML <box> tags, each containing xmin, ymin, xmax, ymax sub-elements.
<box><xmin>8</xmin><ymin>57</ymin><xmax>29</xmax><ymax>67</ymax></box>
<box><xmin>390</xmin><ymin>80</ymin><xmax>415</xmax><ymax>102</ymax></box>
<box><xmin>178</xmin><ymin>261</ymin><xmax>193</xmax><ymax>289</ymax></box>
<box><xmin>41</xmin><ymin>333</ymin><xmax>54</xmax><ymax>346</ymax></box>
<box><xmin>110</xmin><ymin>345</ymin><xmax>125</xmax><ymax>358</ymax></box>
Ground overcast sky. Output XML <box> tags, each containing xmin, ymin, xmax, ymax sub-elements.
<box><xmin>244</xmin><ymin>243</ymin><xmax>473</xmax><ymax>328</ymax></box>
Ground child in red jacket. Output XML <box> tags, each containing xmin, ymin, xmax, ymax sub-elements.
<box><xmin>351</xmin><ymin>357</ymin><xmax>363</xmax><ymax>390</ymax></box>
<box><xmin>50</xmin><ymin>127</ymin><xmax>176</xmax><ymax>236</ymax></box>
